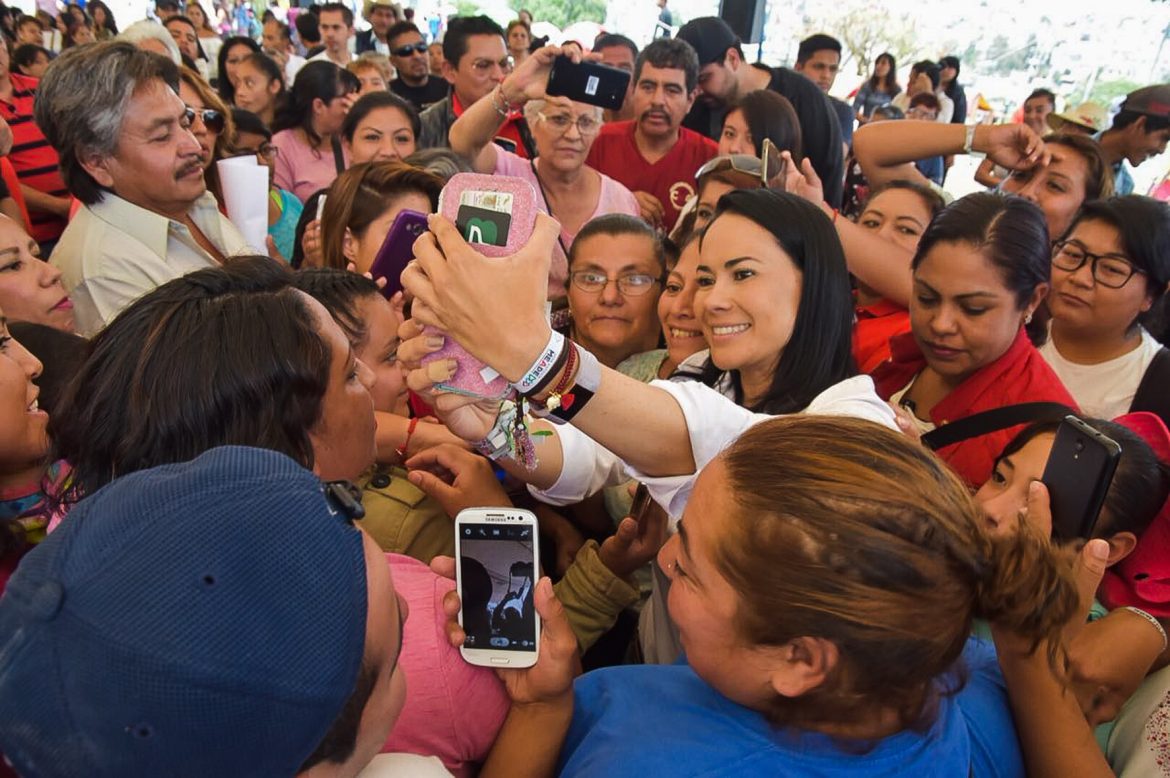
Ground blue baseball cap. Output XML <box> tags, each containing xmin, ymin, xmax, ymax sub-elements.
<box><xmin>0</xmin><ymin>446</ymin><xmax>369</xmax><ymax>777</ymax></box>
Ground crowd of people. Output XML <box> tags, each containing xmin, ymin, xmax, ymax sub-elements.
<box><xmin>0</xmin><ymin>2</ymin><xmax>1169</xmax><ymax>776</ymax></box>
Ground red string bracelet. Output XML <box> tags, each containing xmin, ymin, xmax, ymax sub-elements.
<box><xmin>396</xmin><ymin>416</ymin><xmax>420</xmax><ymax>460</ymax></box>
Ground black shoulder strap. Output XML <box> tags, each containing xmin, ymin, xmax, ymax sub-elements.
<box><xmin>529</xmin><ymin>159</ymin><xmax>570</xmax><ymax>259</ymax></box>
<box><xmin>920</xmin><ymin>402</ymin><xmax>1074</xmax><ymax>451</ymax></box>
<box><xmin>331</xmin><ymin>135</ymin><xmax>346</xmax><ymax>175</ymax></box>
<box><xmin>515</xmin><ymin>115</ymin><xmax>538</xmax><ymax>160</ymax></box>
<box><xmin>1131</xmin><ymin>347</ymin><xmax>1170</xmax><ymax>425</ymax></box>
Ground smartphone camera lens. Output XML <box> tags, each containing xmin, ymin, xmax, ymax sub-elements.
<box><xmin>1075</xmin><ymin>440</ymin><xmax>1085</xmax><ymax>452</ymax></box>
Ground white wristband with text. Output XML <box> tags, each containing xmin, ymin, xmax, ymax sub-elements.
<box><xmin>512</xmin><ymin>330</ymin><xmax>566</xmax><ymax>395</ymax></box>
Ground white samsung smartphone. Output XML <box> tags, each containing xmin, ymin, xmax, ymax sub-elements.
<box><xmin>454</xmin><ymin>507</ymin><xmax>540</xmax><ymax>668</ymax></box>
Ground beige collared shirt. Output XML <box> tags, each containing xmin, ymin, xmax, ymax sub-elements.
<box><xmin>50</xmin><ymin>191</ymin><xmax>251</xmax><ymax>335</ymax></box>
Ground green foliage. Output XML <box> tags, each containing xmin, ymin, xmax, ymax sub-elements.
<box><xmin>455</xmin><ymin>0</ymin><xmax>481</xmax><ymax>17</ymax></box>
<box><xmin>1088</xmin><ymin>78</ymin><xmax>1144</xmax><ymax>107</ymax></box>
<box><xmin>507</xmin><ymin>0</ymin><xmax>606</xmax><ymax>29</ymax></box>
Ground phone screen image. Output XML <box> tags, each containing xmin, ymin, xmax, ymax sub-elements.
<box><xmin>455</xmin><ymin>190</ymin><xmax>514</xmax><ymax>248</ymax></box>
<box><xmin>459</xmin><ymin>523</ymin><xmax>537</xmax><ymax>651</ymax></box>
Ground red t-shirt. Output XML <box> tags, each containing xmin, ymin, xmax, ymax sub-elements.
<box><xmin>0</xmin><ymin>74</ymin><xmax>68</xmax><ymax>243</ymax></box>
<box><xmin>451</xmin><ymin>92</ymin><xmax>531</xmax><ymax>160</ymax></box>
<box><xmin>852</xmin><ymin>297</ymin><xmax>911</xmax><ymax>374</ymax></box>
<box><xmin>586</xmin><ymin>120</ymin><xmax>717</xmax><ymax>231</ymax></box>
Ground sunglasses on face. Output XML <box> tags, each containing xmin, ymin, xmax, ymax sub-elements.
<box><xmin>392</xmin><ymin>41</ymin><xmax>428</xmax><ymax>57</ymax></box>
<box><xmin>184</xmin><ymin>105</ymin><xmax>225</xmax><ymax>134</ymax></box>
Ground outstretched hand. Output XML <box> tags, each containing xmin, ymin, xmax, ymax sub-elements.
<box><xmin>978</xmin><ymin>123</ymin><xmax>1051</xmax><ymax>173</ymax></box>
<box><xmin>402</xmin><ymin>212</ymin><xmax>560</xmax><ymax>382</ymax></box>
<box><xmin>501</xmin><ymin>44</ymin><xmax>579</xmax><ymax>104</ymax></box>
<box><xmin>395</xmin><ymin>317</ymin><xmax>502</xmax><ymax>442</ymax></box>
<box><xmin>407</xmin><ymin>444</ymin><xmax>511</xmax><ymax>517</ymax></box>
<box><xmin>598</xmin><ymin>498</ymin><xmax>670</xmax><ymax>580</ymax></box>
<box><xmin>780</xmin><ymin>151</ymin><xmax>825</xmax><ymax>207</ymax></box>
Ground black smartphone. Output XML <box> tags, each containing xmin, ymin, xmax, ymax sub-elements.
<box><xmin>630</xmin><ymin>482</ymin><xmax>652</xmax><ymax>525</ymax></box>
<box><xmin>1041</xmin><ymin>416</ymin><xmax>1122</xmax><ymax>541</ymax></box>
<box><xmin>545</xmin><ymin>56</ymin><xmax>631</xmax><ymax>111</ymax></box>
<box><xmin>368</xmin><ymin>208</ymin><xmax>428</xmax><ymax>299</ymax></box>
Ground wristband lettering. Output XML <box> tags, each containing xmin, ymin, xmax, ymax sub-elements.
<box><xmin>513</xmin><ymin>330</ymin><xmax>566</xmax><ymax>395</ymax></box>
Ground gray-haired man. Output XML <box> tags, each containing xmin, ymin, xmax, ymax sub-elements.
<box><xmin>36</xmin><ymin>41</ymin><xmax>248</xmax><ymax>335</ymax></box>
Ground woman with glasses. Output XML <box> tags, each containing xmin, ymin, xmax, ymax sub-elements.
<box><xmin>232</xmin><ymin>52</ymin><xmax>286</xmax><ymax>129</ymax></box>
<box><xmin>1039</xmin><ymin>197</ymin><xmax>1170</xmax><ymax>428</ymax></box>
<box><xmin>447</xmin><ymin>44</ymin><xmax>639</xmax><ymax>300</ymax></box>
<box><xmin>564</xmin><ymin>215</ymin><xmax>666</xmax><ymax>371</ymax></box>
<box><xmin>271</xmin><ymin>61</ymin><xmax>361</xmax><ymax>202</ymax></box>
<box><xmin>231</xmin><ymin>108</ymin><xmax>303</xmax><ymax>261</ymax></box>
<box><xmin>178</xmin><ymin>68</ymin><xmax>234</xmax><ymax>209</ymax></box>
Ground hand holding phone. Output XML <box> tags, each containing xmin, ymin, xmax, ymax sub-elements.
<box><xmin>455</xmin><ymin>508</ymin><xmax>541</xmax><ymax>668</ymax></box>
<box><xmin>419</xmin><ymin>173</ymin><xmax>539</xmax><ymax>399</ymax></box>
<box><xmin>1042</xmin><ymin>416</ymin><xmax>1122</xmax><ymax>541</ymax></box>
<box><xmin>368</xmin><ymin>209</ymin><xmax>428</xmax><ymax>298</ymax></box>
<box><xmin>545</xmin><ymin>56</ymin><xmax>631</xmax><ymax>111</ymax></box>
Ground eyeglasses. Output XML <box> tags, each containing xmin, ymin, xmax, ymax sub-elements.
<box><xmin>1052</xmin><ymin>240</ymin><xmax>1145</xmax><ymax>289</ymax></box>
<box><xmin>907</xmin><ymin>107</ymin><xmax>938</xmax><ymax>120</ymax></box>
<box><xmin>391</xmin><ymin>41</ymin><xmax>428</xmax><ymax>57</ymax></box>
<box><xmin>470</xmin><ymin>56</ymin><xmax>514</xmax><ymax>75</ymax></box>
<box><xmin>236</xmin><ymin>143</ymin><xmax>277</xmax><ymax>160</ymax></box>
<box><xmin>570</xmin><ymin>271</ymin><xmax>660</xmax><ymax>296</ymax></box>
<box><xmin>184</xmin><ymin>105</ymin><xmax>225</xmax><ymax>134</ymax></box>
<box><xmin>536</xmin><ymin>111</ymin><xmax>600</xmax><ymax>137</ymax></box>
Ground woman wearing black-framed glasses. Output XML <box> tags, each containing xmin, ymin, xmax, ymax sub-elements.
<box><xmin>1039</xmin><ymin>196</ymin><xmax>1170</xmax><ymax>427</ymax></box>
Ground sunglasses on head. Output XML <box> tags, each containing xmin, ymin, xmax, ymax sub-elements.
<box><xmin>184</xmin><ymin>106</ymin><xmax>225</xmax><ymax>134</ymax></box>
<box><xmin>392</xmin><ymin>42</ymin><xmax>428</xmax><ymax>57</ymax></box>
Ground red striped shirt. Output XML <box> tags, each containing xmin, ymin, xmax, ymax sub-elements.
<box><xmin>0</xmin><ymin>74</ymin><xmax>67</xmax><ymax>243</ymax></box>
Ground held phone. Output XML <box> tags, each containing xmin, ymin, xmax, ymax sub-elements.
<box><xmin>420</xmin><ymin>173</ymin><xmax>539</xmax><ymax>399</ymax></box>
<box><xmin>545</xmin><ymin>56</ymin><xmax>631</xmax><ymax>111</ymax></box>
<box><xmin>1041</xmin><ymin>416</ymin><xmax>1122</xmax><ymax>541</ymax></box>
<box><xmin>455</xmin><ymin>508</ymin><xmax>541</xmax><ymax>668</ymax></box>
<box><xmin>368</xmin><ymin>209</ymin><xmax>428</xmax><ymax>299</ymax></box>
<box><xmin>760</xmin><ymin>138</ymin><xmax>788</xmax><ymax>190</ymax></box>
<box><xmin>630</xmin><ymin>483</ymin><xmax>652</xmax><ymax>525</ymax></box>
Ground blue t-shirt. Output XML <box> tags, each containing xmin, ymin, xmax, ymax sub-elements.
<box><xmin>559</xmin><ymin>637</ymin><xmax>1023</xmax><ymax>778</ymax></box>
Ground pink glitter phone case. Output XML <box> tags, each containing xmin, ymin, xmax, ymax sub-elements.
<box><xmin>421</xmin><ymin>173</ymin><xmax>539</xmax><ymax>399</ymax></box>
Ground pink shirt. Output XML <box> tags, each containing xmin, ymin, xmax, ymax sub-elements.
<box><xmin>494</xmin><ymin>150</ymin><xmax>640</xmax><ymax>299</ymax></box>
<box><xmin>271</xmin><ymin>129</ymin><xmax>350</xmax><ymax>203</ymax></box>
<box><xmin>384</xmin><ymin>554</ymin><xmax>510</xmax><ymax>777</ymax></box>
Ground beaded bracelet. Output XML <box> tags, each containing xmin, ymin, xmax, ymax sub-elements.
<box><xmin>473</xmin><ymin>398</ymin><xmax>539</xmax><ymax>470</ymax></box>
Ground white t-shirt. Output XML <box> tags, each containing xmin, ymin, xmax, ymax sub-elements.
<box><xmin>357</xmin><ymin>753</ymin><xmax>454</xmax><ymax>776</ymax></box>
<box><xmin>1106</xmin><ymin>663</ymin><xmax>1170</xmax><ymax>777</ymax></box>
<box><xmin>529</xmin><ymin>368</ymin><xmax>898</xmax><ymax>522</ymax></box>
<box><xmin>1039</xmin><ymin>328</ymin><xmax>1161</xmax><ymax>420</ymax></box>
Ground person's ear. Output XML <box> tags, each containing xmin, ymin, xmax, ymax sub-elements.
<box><xmin>268</xmin><ymin>78</ymin><xmax>282</xmax><ymax>98</ymax></box>
<box><xmin>342</xmin><ymin>227</ymin><xmax>359</xmax><ymax>263</ymax></box>
<box><xmin>768</xmin><ymin>636</ymin><xmax>838</xmax><ymax>698</ymax></box>
<box><xmin>1024</xmin><ymin>282</ymin><xmax>1049</xmax><ymax>322</ymax></box>
<box><xmin>441</xmin><ymin>58</ymin><xmax>457</xmax><ymax>86</ymax></box>
<box><xmin>725</xmin><ymin>47</ymin><xmax>741</xmax><ymax>72</ymax></box>
<box><xmin>79</xmin><ymin>149</ymin><xmax>115</xmax><ymax>189</ymax></box>
<box><xmin>311</xmin><ymin>96</ymin><xmax>327</xmax><ymax>118</ymax></box>
<box><xmin>1105</xmin><ymin>531</ymin><xmax>1138</xmax><ymax>566</ymax></box>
